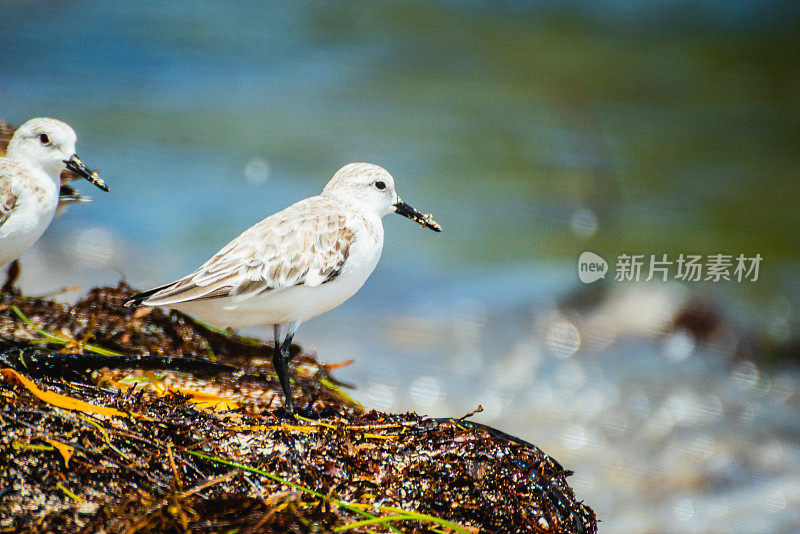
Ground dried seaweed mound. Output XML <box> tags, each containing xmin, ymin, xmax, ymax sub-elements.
<box><xmin>0</xmin><ymin>284</ymin><xmax>597</xmax><ymax>533</ymax></box>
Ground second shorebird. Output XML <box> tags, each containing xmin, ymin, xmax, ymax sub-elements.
<box><xmin>126</xmin><ymin>163</ymin><xmax>441</xmax><ymax>413</ymax></box>
<box><xmin>0</xmin><ymin>118</ymin><xmax>108</xmax><ymax>290</ymax></box>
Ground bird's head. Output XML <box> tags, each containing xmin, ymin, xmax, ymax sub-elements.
<box><xmin>7</xmin><ymin>117</ymin><xmax>107</xmax><ymax>191</ymax></box>
<box><xmin>322</xmin><ymin>162</ymin><xmax>441</xmax><ymax>231</ymax></box>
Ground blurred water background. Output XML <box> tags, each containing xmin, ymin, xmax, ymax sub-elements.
<box><xmin>1</xmin><ymin>1</ymin><xmax>799</xmax><ymax>532</ymax></box>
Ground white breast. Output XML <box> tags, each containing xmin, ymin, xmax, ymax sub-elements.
<box><xmin>0</xmin><ymin>163</ymin><xmax>59</xmax><ymax>267</ymax></box>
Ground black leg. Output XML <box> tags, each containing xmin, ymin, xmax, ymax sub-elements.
<box><xmin>2</xmin><ymin>260</ymin><xmax>20</xmax><ymax>294</ymax></box>
<box><xmin>272</xmin><ymin>334</ymin><xmax>295</xmax><ymax>413</ymax></box>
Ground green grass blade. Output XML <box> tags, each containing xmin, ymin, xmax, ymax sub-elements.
<box><xmin>11</xmin><ymin>305</ymin><xmax>67</xmax><ymax>342</ymax></box>
<box><xmin>377</xmin><ymin>506</ymin><xmax>470</xmax><ymax>534</ymax></box>
<box><xmin>318</xmin><ymin>377</ymin><xmax>363</xmax><ymax>409</ymax></box>
<box><xmin>332</xmin><ymin>514</ymin><xmax>417</xmax><ymax>531</ymax></box>
<box><xmin>11</xmin><ymin>305</ymin><xmax>124</xmax><ymax>357</ymax></box>
<box><xmin>186</xmin><ymin>450</ymin><xmax>403</xmax><ymax>534</ymax></box>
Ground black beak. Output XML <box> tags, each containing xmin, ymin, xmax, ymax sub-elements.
<box><xmin>64</xmin><ymin>154</ymin><xmax>108</xmax><ymax>192</ymax></box>
<box><xmin>394</xmin><ymin>197</ymin><xmax>442</xmax><ymax>232</ymax></box>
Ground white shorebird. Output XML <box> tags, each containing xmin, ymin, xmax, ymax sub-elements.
<box><xmin>1</xmin><ymin>118</ymin><xmax>96</xmax><ymax>216</ymax></box>
<box><xmin>126</xmin><ymin>162</ymin><xmax>441</xmax><ymax>413</ymax></box>
<box><xmin>0</xmin><ymin>118</ymin><xmax>108</xmax><ymax>290</ymax></box>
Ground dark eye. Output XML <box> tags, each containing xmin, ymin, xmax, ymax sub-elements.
<box><xmin>39</xmin><ymin>134</ymin><xmax>50</xmax><ymax>145</ymax></box>
<box><xmin>375</xmin><ymin>180</ymin><xmax>386</xmax><ymax>190</ymax></box>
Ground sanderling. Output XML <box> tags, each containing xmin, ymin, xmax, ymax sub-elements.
<box><xmin>126</xmin><ymin>162</ymin><xmax>441</xmax><ymax>413</ymax></box>
<box><xmin>0</xmin><ymin>118</ymin><xmax>108</xmax><ymax>289</ymax></box>
<box><xmin>1</xmin><ymin>119</ymin><xmax>94</xmax><ymax>216</ymax></box>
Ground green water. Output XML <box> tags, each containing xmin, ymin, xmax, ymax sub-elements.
<box><xmin>1</xmin><ymin>1</ymin><xmax>797</xmax><ymax>312</ymax></box>
<box><xmin>88</xmin><ymin>7</ymin><xmax>800</xmax><ymax>259</ymax></box>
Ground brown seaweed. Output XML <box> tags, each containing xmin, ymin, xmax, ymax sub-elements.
<box><xmin>0</xmin><ymin>284</ymin><xmax>596</xmax><ymax>533</ymax></box>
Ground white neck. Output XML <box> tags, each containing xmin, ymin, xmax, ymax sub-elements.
<box><xmin>7</xmin><ymin>148</ymin><xmax>64</xmax><ymax>187</ymax></box>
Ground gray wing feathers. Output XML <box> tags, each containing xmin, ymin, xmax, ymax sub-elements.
<box><xmin>141</xmin><ymin>199</ymin><xmax>355</xmax><ymax>306</ymax></box>
<box><xmin>0</xmin><ymin>162</ymin><xmax>20</xmax><ymax>228</ymax></box>
<box><xmin>0</xmin><ymin>120</ymin><xmax>13</xmax><ymax>156</ymax></box>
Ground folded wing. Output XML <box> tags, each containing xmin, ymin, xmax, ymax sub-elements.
<box><xmin>136</xmin><ymin>200</ymin><xmax>355</xmax><ymax>306</ymax></box>
<box><xmin>0</xmin><ymin>162</ymin><xmax>20</xmax><ymax>228</ymax></box>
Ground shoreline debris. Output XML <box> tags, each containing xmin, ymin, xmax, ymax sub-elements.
<box><xmin>0</xmin><ymin>284</ymin><xmax>596</xmax><ymax>533</ymax></box>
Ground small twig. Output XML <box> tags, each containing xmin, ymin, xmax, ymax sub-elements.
<box><xmin>459</xmin><ymin>405</ymin><xmax>483</xmax><ymax>420</ymax></box>
<box><xmin>178</xmin><ymin>470</ymin><xmax>239</xmax><ymax>499</ymax></box>
<box><xmin>167</xmin><ymin>442</ymin><xmax>183</xmax><ymax>490</ymax></box>
<box><xmin>31</xmin><ymin>286</ymin><xmax>82</xmax><ymax>299</ymax></box>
